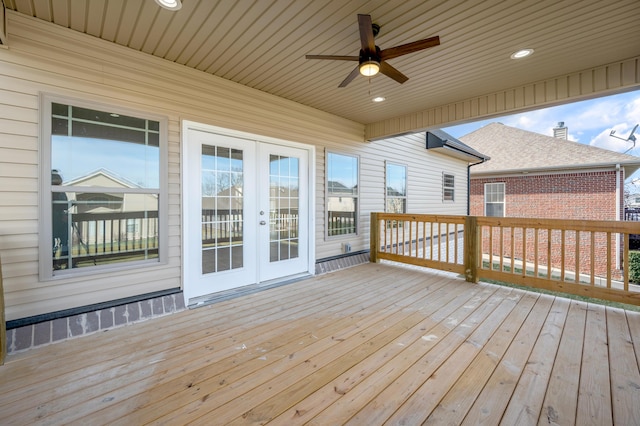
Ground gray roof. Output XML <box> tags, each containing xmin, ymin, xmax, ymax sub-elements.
<box><xmin>460</xmin><ymin>123</ymin><xmax>640</xmax><ymax>176</ymax></box>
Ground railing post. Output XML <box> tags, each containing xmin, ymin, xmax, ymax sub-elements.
<box><xmin>370</xmin><ymin>212</ymin><xmax>379</xmax><ymax>263</ymax></box>
<box><xmin>465</xmin><ymin>216</ymin><xmax>478</xmax><ymax>283</ymax></box>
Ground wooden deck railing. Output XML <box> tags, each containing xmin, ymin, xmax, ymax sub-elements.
<box><xmin>371</xmin><ymin>212</ymin><xmax>640</xmax><ymax>306</ymax></box>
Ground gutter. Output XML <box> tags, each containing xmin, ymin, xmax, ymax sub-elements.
<box><xmin>471</xmin><ymin>160</ymin><xmax>640</xmax><ymax>177</ymax></box>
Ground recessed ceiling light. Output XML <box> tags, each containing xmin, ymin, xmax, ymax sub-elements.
<box><xmin>510</xmin><ymin>48</ymin><xmax>534</xmax><ymax>59</ymax></box>
<box><xmin>372</xmin><ymin>96</ymin><xmax>386</xmax><ymax>103</ymax></box>
<box><xmin>154</xmin><ymin>0</ymin><xmax>182</xmax><ymax>11</ymax></box>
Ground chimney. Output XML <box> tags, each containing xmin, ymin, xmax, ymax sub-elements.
<box><xmin>553</xmin><ymin>121</ymin><xmax>568</xmax><ymax>139</ymax></box>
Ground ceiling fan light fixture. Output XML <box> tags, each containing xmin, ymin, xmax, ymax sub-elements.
<box><xmin>510</xmin><ymin>48</ymin><xmax>534</xmax><ymax>59</ymax></box>
<box><xmin>154</xmin><ymin>0</ymin><xmax>182</xmax><ymax>11</ymax></box>
<box><xmin>360</xmin><ymin>60</ymin><xmax>380</xmax><ymax>77</ymax></box>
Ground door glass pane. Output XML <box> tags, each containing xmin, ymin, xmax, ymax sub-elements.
<box><xmin>269</xmin><ymin>154</ymin><xmax>299</xmax><ymax>262</ymax></box>
<box><xmin>202</xmin><ymin>145</ymin><xmax>244</xmax><ymax>274</ymax></box>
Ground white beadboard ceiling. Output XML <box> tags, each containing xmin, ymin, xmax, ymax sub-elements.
<box><xmin>4</xmin><ymin>0</ymin><xmax>640</xmax><ymax>126</ymax></box>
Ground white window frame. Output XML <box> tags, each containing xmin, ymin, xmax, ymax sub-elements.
<box><xmin>385</xmin><ymin>162</ymin><xmax>407</xmax><ymax>213</ymax></box>
<box><xmin>325</xmin><ymin>150</ymin><xmax>360</xmax><ymax>239</ymax></box>
<box><xmin>443</xmin><ymin>173</ymin><xmax>455</xmax><ymax>202</ymax></box>
<box><xmin>38</xmin><ymin>93</ymin><xmax>169</xmax><ymax>280</ymax></box>
<box><xmin>484</xmin><ymin>182</ymin><xmax>506</xmax><ymax>217</ymax></box>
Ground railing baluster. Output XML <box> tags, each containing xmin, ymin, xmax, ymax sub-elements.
<box><xmin>590</xmin><ymin>231</ymin><xmax>595</xmax><ymax>286</ymax></box>
<box><xmin>510</xmin><ymin>226</ymin><xmax>515</xmax><ymax>274</ymax></box>
<box><xmin>560</xmin><ymin>229</ymin><xmax>565</xmax><ymax>282</ymax></box>
<box><xmin>499</xmin><ymin>227</ymin><xmax>504</xmax><ymax>273</ymax></box>
<box><xmin>607</xmin><ymin>232</ymin><xmax>612</xmax><ymax>288</ymax></box>
<box><xmin>624</xmin><ymin>232</ymin><xmax>629</xmax><ymax>292</ymax></box>
<box><xmin>534</xmin><ymin>228</ymin><xmax>539</xmax><ymax>277</ymax></box>
<box><xmin>547</xmin><ymin>228</ymin><xmax>552</xmax><ymax>280</ymax></box>
<box><xmin>522</xmin><ymin>227</ymin><xmax>527</xmax><ymax>278</ymax></box>
<box><xmin>575</xmin><ymin>231</ymin><xmax>580</xmax><ymax>284</ymax></box>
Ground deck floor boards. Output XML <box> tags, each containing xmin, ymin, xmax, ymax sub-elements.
<box><xmin>1</xmin><ymin>262</ymin><xmax>639</xmax><ymax>425</ymax></box>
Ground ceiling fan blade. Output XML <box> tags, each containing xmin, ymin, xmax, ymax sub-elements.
<box><xmin>305</xmin><ymin>55</ymin><xmax>359</xmax><ymax>61</ymax></box>
<box><xmin>339</xmin><ymin>65</ymin><xmax>361</xmax><ymax>88</ymax></box>
<box><xmin>380</xmin><ymin>36</ymin><xmax>440</xmax><ymax>61</ymax></box>
<box><xmin>358</xmin><ymin>14</ymin><xmax>376</xmax><ymax>52</ymax></box>
<box><xmin>379</xmin><ymin>61</ymin><xmax>409</xmax><ymax>84</ymax></box>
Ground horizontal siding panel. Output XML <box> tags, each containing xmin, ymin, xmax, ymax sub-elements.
<box><xmin>0</xmin><ymin>191</ymin><xmax>37</xmax><ymax>206</ymax></box>
<box><xmin>0</xmin><ymin>247</ymin><xmax>38</xmax><ymax>265</ymax></box>
<box><xmin>0</xmin><ymin>163</ymin><xmax>37</xmax><ymax>178</ymax></box>
<box><xmin>0</xmin><ymin>177</ymin><xmax>36</xmax><ymax>192</ymax></box>
<box><xmin>0</xmin><ymin>147</ymin><xmax>38</xmax><ymax>165</ymax></box>
<box><xmin>0</xmin><ymin>232</ymin><xmax>39</xmax><ymax>249</ymax></box>
<box><xmin>0</xmin><ymin>118</ymin><xmax>37</xmax><ymax>137</ymax></box>
<box><xmin>0</xmin><ymin>133</ymin><xmax>37</xmax><ymax>150</ymax></box>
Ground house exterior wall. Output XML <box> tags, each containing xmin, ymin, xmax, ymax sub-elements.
<box><xmin>469</xmin><ymin>171</ymin><xmax>619</xmax><ymax>220</ymax></box>
<box><xmin>0</xmin><ymin>13</ymin><xmax>471</xmax><ymax>324</ymax></box>
<box><xmin>470</xmin><ymin>170</ymin><xmax>622</xmax><ymax>279</ymax></box>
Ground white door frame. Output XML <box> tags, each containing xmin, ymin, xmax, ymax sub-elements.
<box><xmin>181</xmin><ymin>120</ymin><xmax>316</xmax><ymax>304</ymax></box>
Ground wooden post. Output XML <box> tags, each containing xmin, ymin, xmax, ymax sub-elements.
<box><xmin>0</xmin><ymin>255</ymin><xmax>5</xmax><ymax>365</ymax></box>
<box><xmin>370</xmin><ymin>212</ymin><xmax>379</xmax><ymax>263</ymax></box>
<box><xmin>464</xmin><ymin>216</ymin><xmax>478</xmax><ymax>283</ymax></box>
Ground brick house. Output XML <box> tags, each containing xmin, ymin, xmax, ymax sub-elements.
<box><xmin>460</xmin><ymin>122</ymin><xmax>640</xmax><ymax>279</ymax></box>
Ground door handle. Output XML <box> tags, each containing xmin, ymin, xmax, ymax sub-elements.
<box><xmin>260</xmin><ymin>220</ymin><xmax>267</xmax><ymax>225</ymax></box>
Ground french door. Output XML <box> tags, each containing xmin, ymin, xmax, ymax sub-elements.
<box><xmin>183</xmin><ymin>126</ymin><xmax>310</xmax><ymax>302</ymax></box>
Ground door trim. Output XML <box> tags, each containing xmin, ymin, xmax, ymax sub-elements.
<box><xmin>180</xmin><ymin>121</ymin><xmax>316</xmax><ymax>303</ymax></box>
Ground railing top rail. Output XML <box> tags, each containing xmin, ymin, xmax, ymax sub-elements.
<box><xmin>374</xmin><ymin>213</ymin><xmax>467</xmax><ymax>224</ymax></box>
<box><xmin>476</xmin><ymin>216</ymin><xmax>640</xmax><ymax>234</ymax></box>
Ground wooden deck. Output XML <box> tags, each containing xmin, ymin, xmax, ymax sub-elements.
<box><xmin>1</xmin><ymin>262</ymin><xmax>640</xmax><ymax>425</ymax></box>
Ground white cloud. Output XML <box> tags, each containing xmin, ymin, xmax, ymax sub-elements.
<box><xmin>445</xmin><ymin>89</ymin><xmax>640</xmax><ymax>148</ymax></box>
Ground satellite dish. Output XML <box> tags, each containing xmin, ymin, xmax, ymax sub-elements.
<box><xmin>610</xmin><ymin>124</ymin><xmax>638</xmax><ymax>153</ymax></box>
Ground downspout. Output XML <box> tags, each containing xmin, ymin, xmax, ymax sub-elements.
<box><xmin>467</xmin><ymin>158</ymin><xmax>487</xmax><ymax>215</ymax></box>
<box><xmin>616</xmin><ymin>163</ymin><xmax>621</xmax><ymax>269</ymax></box>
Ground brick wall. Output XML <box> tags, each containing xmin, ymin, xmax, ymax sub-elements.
<box><xmin>470</xmin><ymin>171</ymin><xmax>620</xmax><ymax>220</ymax></box>
<box><xmin>471</xmin><ymin>170</ymin><xmax>622</xmax><ymax>279</ymax></box>
<box><xmin>5</xmin><ymin>293</ymin><xmax>186</xmax><ymax>355</ymax></box>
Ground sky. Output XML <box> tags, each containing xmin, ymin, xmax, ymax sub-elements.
<box><xmin>442</xmin><ymin>89</ymin><xmax>640</xmax><ymax>188</ymax></box>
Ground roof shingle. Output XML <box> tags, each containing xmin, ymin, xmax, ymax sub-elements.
<box><xmin>459</xmin><ymin>123</ymin><xmax>640</xmax><ymax>176</ymax></box>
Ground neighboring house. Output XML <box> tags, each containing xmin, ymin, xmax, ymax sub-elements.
<box><xmin>460</xmin><ymin>122</ymin><xmax>640</xmax><ymax>220</ymax></box>
<box><xmin>459</xmin><ymin>122</ymin><xmax>640</xmax><ymax>279</ymax></box>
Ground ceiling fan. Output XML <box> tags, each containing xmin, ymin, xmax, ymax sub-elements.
<box><xmin>306</xmin><ymin>14</ymin><xmax>440</xmax><ymax>87</ymax></box>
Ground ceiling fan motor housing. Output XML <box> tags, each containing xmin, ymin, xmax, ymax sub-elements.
<box><xmin>359</xmin><ymin>46</ymin><xmax>382</xmax><ymax>66</ymax></box>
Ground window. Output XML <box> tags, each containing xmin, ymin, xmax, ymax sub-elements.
<box><xmin>386</xmin><ymin>162</ymin><xmax>407</xmax><ymax>213</ymax></box>
<box><xmin>41</xmin><ymin>95</ymin><xmax>167</xmax><ymax>277</ymax></box>
<box><xmin>326</xmin><ymin>152</ymin><xmax>358</xmax><ymax>237</ymax></box>
<box><xmin>443</xmin><ymin>173</ymin><xmax>455</xmax><ymax>201</ymax></box>
<box><xmin>485</xmin><ymin>182</ymin><xmax>505</xmax><ymax>217</ymax></box>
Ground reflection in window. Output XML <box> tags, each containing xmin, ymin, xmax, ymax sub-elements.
<box><xmin>326</xmin><ymin>152</ymin><xmax>358</xmax><ymax>236</ymax></box>
<box><xmin>386</xmin><ymin>163</ymin><xmax>407</xmax><ymax>214</ymax></box>
<box><xmin>269</xmin><ymin>154</ymin><xmax>300</xmax><ymax>262</ymax></box>
<box><xmin>201</xmin><ymin>145</ymin><xmax>244</xmax><ymax>274</ymax></box>
<box><xmin>50</xmin><ymin>103</ymin><xmax>162</xmax><ymax>272</ymax></box>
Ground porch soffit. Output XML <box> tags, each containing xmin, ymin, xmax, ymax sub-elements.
<box><xmin>3</xmin><ymin>0</ymin><xmax>640</xmax><ymax>138</ymax></box>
